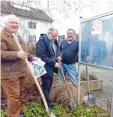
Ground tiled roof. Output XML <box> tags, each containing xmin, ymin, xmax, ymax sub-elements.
<box><xmin>1</xmin><ymin>1</ymin><xmax>53</xmax><ymax>22</ymax></box>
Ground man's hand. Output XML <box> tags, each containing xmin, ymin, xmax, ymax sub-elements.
<box><xmin>57</xmin><ymin>56</ymin><xmax>62</xmax><ymax>62</ymax></box>
<box><xmin>17</xmin><ymin>50</ymin><xmax>27</xmax><ymax>59</ymax></box>
<box><xmin>54</xmin><ymin>62</ymin><xmax>61</xmax><ymax>68</ymax></box>
<box><xmin>32</xmin><ymin>57</ymin><xmax>39</xmax><ymax>61</ymax></box>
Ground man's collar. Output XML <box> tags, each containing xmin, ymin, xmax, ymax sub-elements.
<box><xmin>68</xmin><ymin>39</ymin><xmax>74</xmax><ymax>44</ymax></box>
<box><xmin>3</xmin><ymin>27</ymin><xmax>13</xmax><ymax>37</ymax></box>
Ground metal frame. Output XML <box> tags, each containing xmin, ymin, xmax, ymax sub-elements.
<box><xmin>77</xmin><ymin>16</ymin><xmax>82</xmax><ymax>104</ymax></box>
<box><xmin>79</xmin><ymin>10</ymin><xmax>113</xmax><ymax>70</ymax></box>
<box><xmin>111</xmin><ymin>94</ymin><xmax>113</xmax><ymax>117</ymax></box>
<box><xmin>77</xmin><ymin>11</ymin><xmax>113</xmax><ymax>105</ymax></box>
<box><xmin>81</xmin><ymin>10</ymin><xmax>113</xmax><ymax>23</ymax></box>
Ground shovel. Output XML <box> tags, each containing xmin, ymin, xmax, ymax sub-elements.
<box><xmin>60</xmin><ymin>62</ymin><xmax>76</xmax><ymax>110</ymax></box>
<box><xmin>13</xmin><ymin>34</ymin><xmax>56</xmax><ymax>117</ymax></box>
<box><xmin>83</xmin><ymin>66</ymin><xmax>96</xmax><ymax>106</ymax></box>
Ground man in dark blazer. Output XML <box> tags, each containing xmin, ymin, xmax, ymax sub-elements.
<box><xmin>36</xmin><ymin>28</ymin><xmax>60</xmax><ymax>110</ymax></box>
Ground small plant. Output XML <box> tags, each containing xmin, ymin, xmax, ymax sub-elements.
<box><xmin>1</xmin><ymin>111</ymin><xmax>7</xmax><ymax>117</ymax></box>
<box><xmin>23</xmin><ymin>103</ymin><xmax>47</xmax><ymax>117</ymax></box>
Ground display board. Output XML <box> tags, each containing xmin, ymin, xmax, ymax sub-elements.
<box><xmin>80</xmin><ymin>11</ymin><xmax>113</xmax><ymax>69</ymax></box>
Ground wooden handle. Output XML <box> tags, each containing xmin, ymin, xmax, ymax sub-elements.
<box><xmin>13</xmin><ymin>34</ymin><xmax>50</xmax><ymax>113</ymax></box>
<box><xmin>59</xmin><ymin>62</ymin><xmax>71</xmax><ymax>101</ymax></box>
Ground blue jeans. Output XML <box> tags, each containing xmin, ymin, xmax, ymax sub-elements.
<box><xmin>58</xmin><ymin>63</ymin><xmax>78</xmax><ymax>87</ymax></box>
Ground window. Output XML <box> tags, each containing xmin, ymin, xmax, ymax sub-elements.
<box><xmin>27</xmin><ymin>35</ymin><xmax>36</xmax><ymax>55</ymax></box>
<box><xmin>28</xmin><ymin>22</ymin><xmax>36</xmax><ymax>29</ymax></box>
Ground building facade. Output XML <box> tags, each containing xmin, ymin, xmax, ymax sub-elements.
<box><xmin>1</xmin><ymin>1</ymin><xmax>53</xmax><ymax>42</ymax></box>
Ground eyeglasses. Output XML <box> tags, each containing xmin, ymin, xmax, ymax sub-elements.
<box><xmin>67</xmin><ymin>32</ymin><xmax>75</xmax><ymax>35</ymax></box>
<box><xmin>51</xmin><ymin>34</ymin><xmax>58</xmax><ymax>38</ymax></box>
<box><xmin>9</xmin><ymin>21</ymin><xmax>19</xmax><ymax>26</ymax></box>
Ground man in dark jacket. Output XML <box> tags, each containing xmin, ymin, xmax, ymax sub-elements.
<box><xmin>36</xmin><ymin>28</ymin><xmax>60</xmax><ymax>110</ymax></box>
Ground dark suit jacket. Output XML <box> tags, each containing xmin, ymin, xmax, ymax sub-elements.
<box><xmin>36</xmin><ymin>35</ymin><xmax>57</xmax><ymax>77</ymax></box>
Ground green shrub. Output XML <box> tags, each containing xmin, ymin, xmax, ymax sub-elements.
<box><xmin>24</xmin><ymin>103</ymin><xmax>110</xmax><ymax>117</ymax></box>
<box><xmin>1</xmin><ymin>103</ymin><xmax>110</xmax><ymax>117</ymax></box>
<box><xmin>73</xmin><ymin>105</ymin><xmax>110</xmax><ymax>117</ymax></box>
<box><xmin>1</xmin><ymin>111</ymin><xmax>7</xmax><ymax>117</ymax></box>
<box><xmin>23</xmin><ymin>103</ymin><xmax>47</xmax><ymax>117</ymax></box>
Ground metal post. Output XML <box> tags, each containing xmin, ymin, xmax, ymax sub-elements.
<box><xmin>77</xmin><ymin>62</ymin><xmax>81</xmax><ymax>104</ymax></box>
<box><xmin>77</xmin><ymin>16</ymin><xmax>83</xmax><ymax>105</ymax></box>
<box><xmin>111</xmin><ymin>94</ymin><xmax>113</xmax><ymax>117</ymax></box>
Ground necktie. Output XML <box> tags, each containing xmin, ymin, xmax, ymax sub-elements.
<box><xmin>51</xmin><ymin>41</ymin><xmax>56</xmax><ymax>55</ymax></box>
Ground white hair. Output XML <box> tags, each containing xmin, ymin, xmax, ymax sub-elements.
<box><xmin>4</xmin><ymin>14</ymin><xmax>20</xmax><ymax>24</ymax></box>
<box><xmin>48</xmin><ymin>28</ymin><xmax>58</xmax><ymax>35</ymax></box>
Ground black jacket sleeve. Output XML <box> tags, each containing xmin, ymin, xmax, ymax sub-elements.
<box><xmin>36</xmin><ymin>38</ymin><xmax>56</xmax><ymax>67</ymax></box>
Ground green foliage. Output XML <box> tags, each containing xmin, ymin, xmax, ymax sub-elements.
<box><xmin>1</xmin><ymin>103</ymin><xmax>110</xmax><ymax>117</ymax></box>
<box><xmin>23</xmin><ymin>103</ymin><xmax>47</xmax><ymax>117</ymax></box>
<box><xmin>1</xmin><ymin>111</ymin><xmax>7</xmax><ymax>117</ymax></box>
<box><xmin>24</xmin><ymin>103</ymin><xmax>110</xmax><ymax>117</ymax></box>
<box><xmin>73</xmin><ymin>105</ymin><xmax>110</xmax><ymax>117</ymax></box>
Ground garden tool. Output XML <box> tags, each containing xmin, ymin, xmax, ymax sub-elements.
<box><xmin>13</xmin><ymin>34</ymin><xmax>56</xmax><ymax>117</ymax></box>
<box><xmin>83</xmin><ymin>66</ymin><xmax>96</xmax><ymax>106</ymax></box>
<box><xmin>60</xmin><ymin>62</ymin><xmax>76</xmax><ymax>110</ymax></box>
